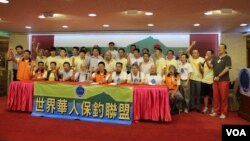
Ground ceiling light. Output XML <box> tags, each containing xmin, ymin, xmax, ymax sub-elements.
<box><xmin>0</xmin><ymin>0</ymin><xmax>9</xmax><ymax>3</ymax></box>
<box><xmin>38</xmin><ymin>12</ymin><xmax>54</xmax><ymax>19</ymax></box>
<box><xmin>124</xmin><ymin>10</ymin><xmax>143</xmax><ymax>15</ymax></box>
<box><xmin>103</xmin><ymin>24</ymin><xmax>110</xmax><ymax>27</ymax></box>
<box><xmin>38</xmin><ymin>15</ymin><xmax>46</xmax><ymax>19</ymax></box>
<box><xmin>221</xmin><ymin>9</ymin><xmax>234</xmax><ymax>14</ymax></box>
<box><xmin>240</xmin><ymin>23</ymin><xmax>248</xmax><ymax>27</ymax></box>
<box><xmin>147</xmin><ymin>23</ymin><xmax>154</xmax><ymax>27</ymax></box>
<box><xmin>204</xmin><ymin>11</ymin><xmax>213</xmax><ymax>15</ymax></box>
<box><xmin>25</xmin><ymin>26</ymin><xmax>32</xmax><ymax>29</ymax></box>
<box><xmin>145</xmin><ymin>12</ymin><xmax>153</xmax><ymax>16</ymax></box>
<box><xmin>62</xmin><ymin>25</ymin><xmax>69</xmax><ymax>28</ymax></box>
<box><xmin>193</xmin><ymin>23</ymin><xmax>200</xmax><ymax>27</ymax></box>
<box><xmin>204</xmin><ymin>9</ymin><xmax>237</xmax><ymax>16</ymax></box>
<box><xmin>88</xmin><ymin>13</ymin><xmax>97</xmax><ymax>17</ymax></box>
<box><xmin>38</xmin><ymin>13</ymin><xmax>64</xmax><ymax>19</ymax></box>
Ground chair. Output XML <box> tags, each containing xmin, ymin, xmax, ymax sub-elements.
<box><xmin>228</xmin><ymin>78</ymin><xmax>240</xmax><ymax>111</ymax></box>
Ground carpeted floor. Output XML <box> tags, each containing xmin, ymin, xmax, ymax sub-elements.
<box><xmin>0</xmin><ymin>96</ymin><xmax>249</xmax><ymax>141</ymax></box>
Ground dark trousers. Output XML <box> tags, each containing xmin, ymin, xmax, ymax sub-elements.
<box><xmin>13</xmin><ymin>69</ymin><xmax>17</xmax><ymax>81</ymax></box>
<box><xmin>190</xmin><ymin>80</ymin><xmax>201</xmax><ymax>110</ymax></box>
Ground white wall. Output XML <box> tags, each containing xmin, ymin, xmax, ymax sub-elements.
<box><xmin>220</xmin><ymin>33</ymin><xmax>247</xmax><ymax>81</ymax></box>
<box><xmin>54</xmin><ymin>34</ymin><xmax>190</xmax><ymax>47</ymax></box>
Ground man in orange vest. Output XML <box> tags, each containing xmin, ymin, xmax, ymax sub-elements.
<box><xmin>9</xmin><ymin>49</ymin><xmax>35</xmax><ymax>81</ymax></box>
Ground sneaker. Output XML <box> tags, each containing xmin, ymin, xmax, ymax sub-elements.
<box><xmin>184</xmin><ymin>108</ymin><xmax>189</xmax><ymax>113</ymax></box>
<box><xmin>219</xmin><ymin>114</ymin><xmax>226</xmax><ymax>119</ymax></box>
<box><xmin>210</xmin><ymin>112</ymin><xmax>217</xmax><ymax>117</ymax></box>
<box><xmin>202</xmin><ymin>107</ymin><xmax>208</xmax><ymax>113</ymax></box>
<box><xmin>210</xmin><ymin>108</ymin><xmax>214</xmax><ymax>114</ymax></box>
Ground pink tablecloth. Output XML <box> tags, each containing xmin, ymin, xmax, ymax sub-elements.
<box><xmin>133</xmin><ymin>86</ymin><xmax>171</xmax><ymax>122</ymax></box>
<box><xmin>7</xmin><ymin>81</ymin><xmax>171</xmax><ymax>122</ymax></box>
<box><xmin>7</xmin><ymin>81</ymin><xmax>34</xmax><ymax>112</ymax></box>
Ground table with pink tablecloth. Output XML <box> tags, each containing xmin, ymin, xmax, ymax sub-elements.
<box><xmin>7</xmin><ymin>81</ymin><xmax>34</xmax><ymax>112</ymax></box>
<box><xmin>133</xmin><ymin>85</ymin><xmax>171</xmax><ymax>122</ymax></box>
<box><xmin>7</xmin><ymin>81</ymin><xmax>171</xmax><ymax>122</ymax></box>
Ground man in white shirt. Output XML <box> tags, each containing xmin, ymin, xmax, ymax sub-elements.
<box><xmin>117</xmin><ymin>48</ymin><xmax>128</xmax><ymax>72</ymax></box>
<box><xmin>109</xmin><ymin>62</ymin><xmax>127</xmax><ymax>84</ymax></box>
<box><xmin>73</xmin><ymin>63</ymin><xmax>89</xmax><ymax>82</ymax></box>
<box><xmin>144</xmin><ymin>65</ymin><xmax>162</xmax><ymax>85</ymax></box>
<box><xmin>154</xmin><ymin>48</ymin><xmax>166</xmax><ymax>76</ymax></box>
<box><xmin>150</xmin><ymin>44</ymin><xmax>163</xmax><ymax>63</ymax></box>
<box><xmin>128</xmin><ymin>44</ymin><xmax>136</xmax><ymax>60</ymax></box>
<box><xmin>108</xmin><ymin>42</ymin><xmax>118</xmax><ymax>60</ymax></box>
<box><xmin>89</xmin><ymin>46</ymin><xmax>103</xmax><ymax>72</ymax></box>
<box><xmin>165</xmin><ymin>50</ymin><xmax>179</xmax><ymax>75</ymax></box>
<box><xmin>72</xmin><ymin>49</ymin><xmax>88</xmax><ymax>71</ymax></box>
<box><xmin>127</xmin><ymin>64</ymin><xmax>145</xmax><ymax>84</ymax></box>
<box><xmin>36</xmin><ymin>48</ymin><xmax>47</xmax><ymax>69</ymax></box>
<box><xmin>178</xmin><ymin>53</ymin><xmax>193</xmax><ymax>113</ymax></box>
<box><xmin>44</xmin><ymin>49</ymin><xmax>50</xmax><ymax>58</ymax></box>
<box><xmin>57</xmin><ymin>48</ymin><xmax>71</xmax><ymax>71</ymax></box>
<box><xmin>46</xmin><ymin>47</ymin><xmax>58</xmax><ymax>70</ymax></box>
<box><xmin>186</xmin><ymin>41</ymin><xmax>205</xmax><ymax>112</ymax></box>
<box><xmin>177</xmin><ymin>49</ymin><xmax>184</xmax><ymax>66</ymax></box>
<box><xmin>12</xmin><ymin>45</ymin><xmax>23</xmax><ymax>81</ymax></box>
<box><xmin>46</xmin><ymin>61</ymin><xmax>59</xmax><ymax>81</ymax></box>
<box><xmin>200</xmin><ymin>50</ymin><xmax>214</xmax><ymax>113</ymax></box>
<box><xmin>104</xmin><ymin>51</ymin><xmax>116</xmax><ymax>73</ymax></box>
<box><xmin>140</xmin><ymin>53</ymin><xmax>154</xmax><ymax>75</ymax></box>
<box><xmin>80</xmin><ymin>47</ymin><xmax>90</xmax><ymax>63</ymax></box>
<box><xmin>70</xmin><ymin>46</ymin><xmax>79</xmax><ymax>60</ymax></box>
<box><xmin>128</xmin><ymin>48</ymin><xmax>143</xmax><ymax>67</ymax></box>
<box><xmin>177</xmin><ymin>49</ymin><xmax>184</xmax><ymax>61</ymax></box>
<box><xmin>141</xmin><ymin>48</ymin><xmax>150</xmax><ymax>56</ymax></box>
<box><xmin>59</xmin><ymin>62</ymin><xmax>73</xmax><ymax>81</ymax></box>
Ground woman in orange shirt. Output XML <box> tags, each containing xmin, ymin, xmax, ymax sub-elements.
<box><xmin>89</xmin><ymin>61</ymin><xmax>110</xmax><ymax>84</ymax></box>
<box><xmin>9</xmin><ymin>49</ymin><xmax>35</xmax><ymax>81</ymax></box>
<box><xmin>163</xmin><ymin>65</ymin><xmax>183</xmax><ymax>114</ymax></box>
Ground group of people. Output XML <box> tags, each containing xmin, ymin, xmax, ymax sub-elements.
<box><xmin>8</xmin><ymin>41</ymin><xmax>232</xmax><ymax>119</ymax></box>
